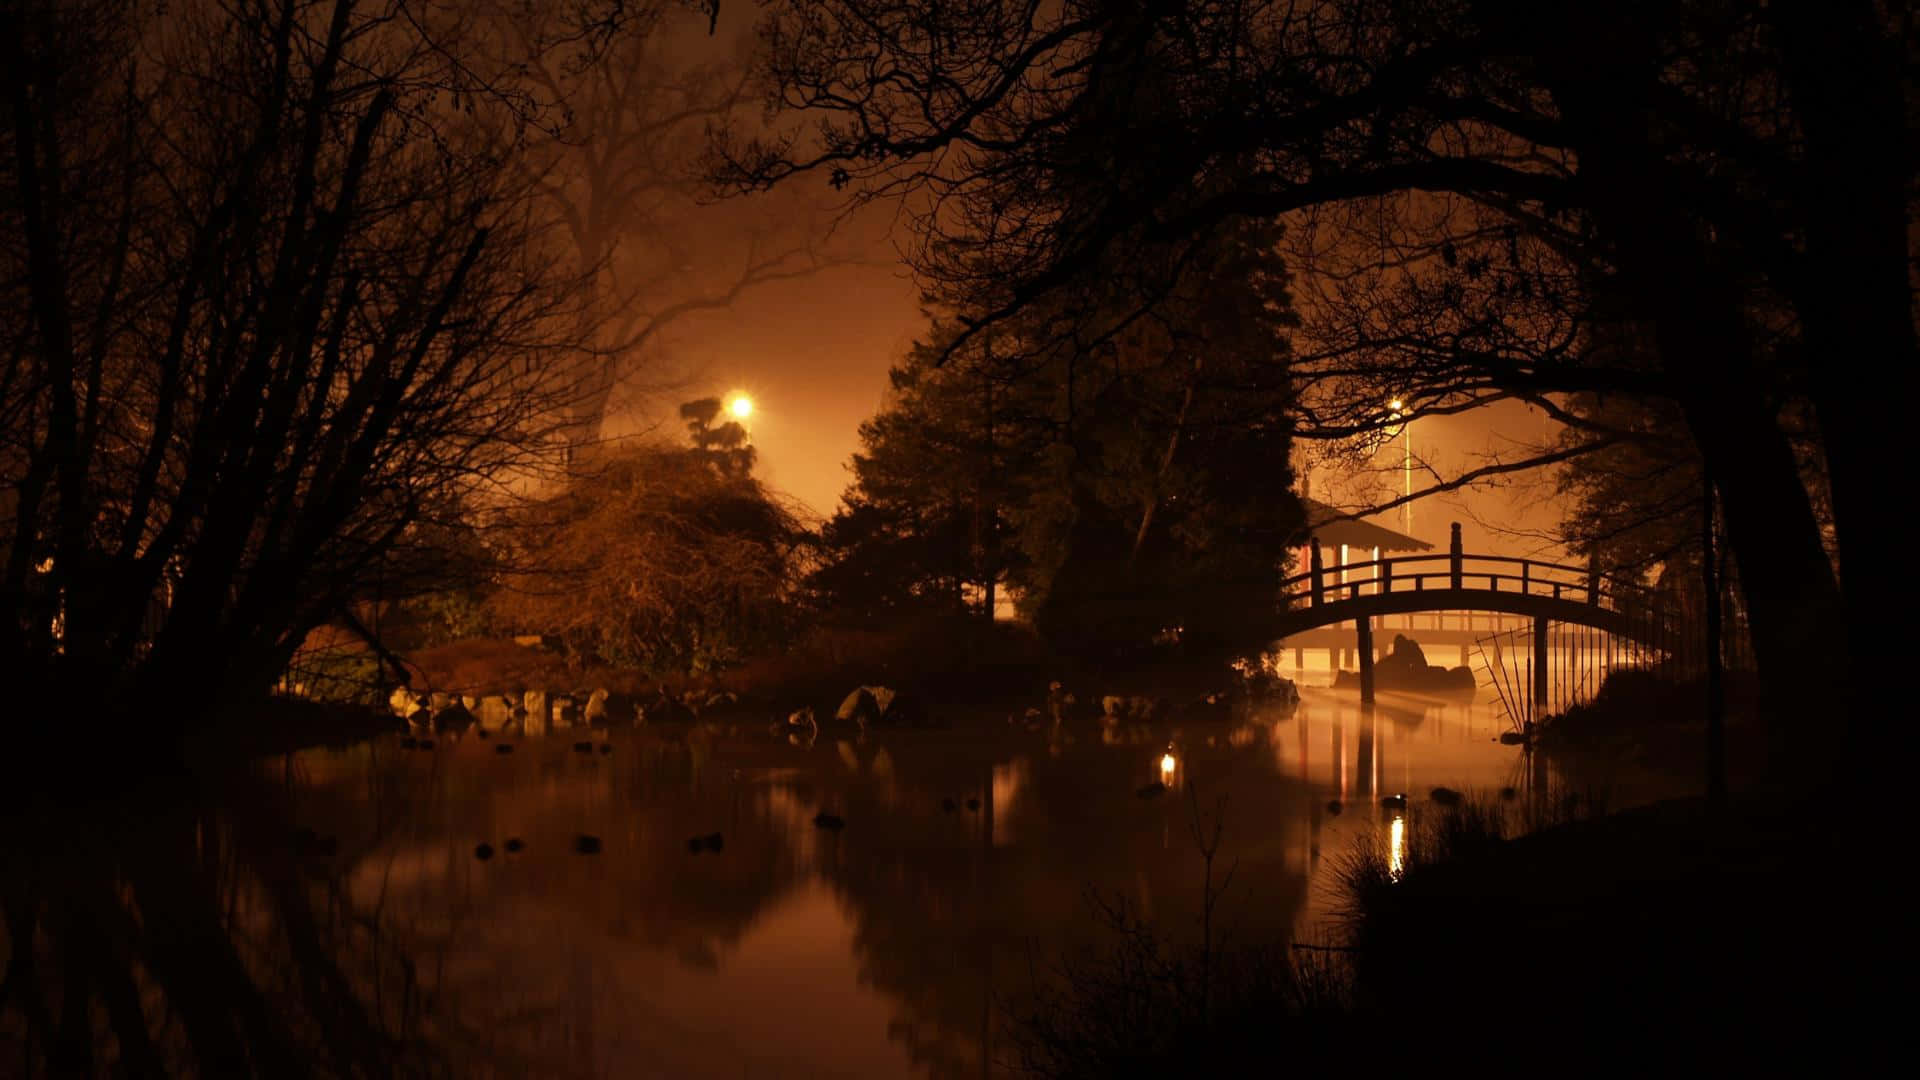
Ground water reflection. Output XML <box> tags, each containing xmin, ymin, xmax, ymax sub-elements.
<box><xmin>3</xmin><ymin>688</ymin><xmax>1538</xmax><ymax>1077</ymax></box>
<box><xmin>1388</xmin><ymin>813</ymin><xmax>1408</xmax><ymax>882</ymax></box>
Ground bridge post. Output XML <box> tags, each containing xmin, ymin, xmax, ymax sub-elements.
<box><xmin>1533</xmin><ymin>616</ymin><xmax>1549</xmax><ymax>719</ymax></box>
<box><xmin>1357</xmin><ymin>615</ymin><xmax>1376</xmax><ymax>706</ymax></box>
<box><xmin>1309</xmin><ymin>538</ymin><xmax>1325</xmax><ymax>607</ymax></box>
<box><xmin>1449</xmin><ymin>522</ymin><xmax>1463</xmax><ymax>590</ymax></box>
<box><xmin>1587</xmin><ymin>549</ymin><xmax>1601</xmax><ymax>606</ymax></box>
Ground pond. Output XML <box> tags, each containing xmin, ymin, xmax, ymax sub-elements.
<box><xmin>257</xmin><ymin>684</ymin><xmax>1534</xmax><ymax>1077</ymax></box>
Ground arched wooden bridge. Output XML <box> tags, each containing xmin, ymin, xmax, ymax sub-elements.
<box><xmin>1279</xmin><ymin>527</ymin><xmax>1671</xmax><ymax>706</ymax></box>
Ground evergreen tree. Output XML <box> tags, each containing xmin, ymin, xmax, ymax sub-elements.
<box><xmin>816</xmin><ymin>221</ymin><xmax>1302</xmax><ymax>655</ymax></box>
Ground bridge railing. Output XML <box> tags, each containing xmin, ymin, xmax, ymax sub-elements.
<box><xmin>1278</xmin><ymin>553</ymin><xmax>1656</xmax><ymax>614</ymax></box>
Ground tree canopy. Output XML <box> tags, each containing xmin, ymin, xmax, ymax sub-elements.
<box><xmin>712</xmin><ymin>0</ymin><xmax>1913</xmax><ymax>729</ymax></box>
<box><xmin>815</xmin><ymin>219</ymin><xmax>1302</xmax><ymax>655</ymax></box>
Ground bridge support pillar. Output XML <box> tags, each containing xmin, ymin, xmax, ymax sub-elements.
<box><xmin>1532</xmin><ymin>616</ymin><xmax>1549</xmax><ymax>719</ymax></box>
<box><xmin>1357</xmin><ymin>616</ymin><xmax>1376</xmax><ymax>706</ymax></box>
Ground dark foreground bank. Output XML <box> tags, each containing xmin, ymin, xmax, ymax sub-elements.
<box><xmin>1009</xmin><ymin>788</ymin><xmax>1878</xmax><ymax>1077</ymax></box>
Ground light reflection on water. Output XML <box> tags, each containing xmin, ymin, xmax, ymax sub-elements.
<box><xmin>281</xmin><ymin>687</ymin><xmax>1534</xmax><ymax>1077</ymax></box>
<box><xmin>1388</xmin><ymin>813</ymin><xmax>1408</xmax><ymax>882</ymax></box>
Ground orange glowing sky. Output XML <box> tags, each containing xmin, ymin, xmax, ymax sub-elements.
<box><xmin>608</xmin><ymin>12</ymin><xmax>1569</xmax><ymax>556</ymax></box>
<box><xmin>595</xmin><ymin>10</ymin><xmax>1574</xmax><ymax>553</ymax></box>
<box><xmin>627</xmin><ymin>254</ymin><xmax>925</xmax><ymax>524</ymax></box>
<box><xmin>630</xmin><ymin>253</ymin><xmax>1565</xmax><ymax>560</ymax></box>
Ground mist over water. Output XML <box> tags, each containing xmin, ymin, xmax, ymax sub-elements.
<box><xmin>265</xmin><ymin>686</ymin><xmax>1539</xmax><ymax>1076</ymax></box>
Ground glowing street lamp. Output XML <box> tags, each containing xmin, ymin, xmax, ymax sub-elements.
<box><xmin>1386</xmin><ymin>398</ymin><xmax>1411</xmax><ymax>537</ymax></box>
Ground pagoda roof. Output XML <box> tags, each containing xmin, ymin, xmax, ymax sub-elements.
<box><xmin>1301</xmin><ymin>497</ymin><xmax>1433</xmax><ymax>553</ymax></box>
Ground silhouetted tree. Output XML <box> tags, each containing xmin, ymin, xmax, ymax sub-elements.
<box><xmin>710</xmin><ymin>0</ymin><xmax>1911</xmax><ymax>740</ymax></box>
<box><xmin>502</xmin><ymin>2</ymin><xmax>836</xmax><ymax>450</ymax></box>
<box><xmin>0</xmin><ymin>0</ymin><xmax>598</xmax><ymax>761</ymax></box>
<box><xmin>816</xmin><ymin>220</ymin><xmax>1301</xmax><ymax>654</ymax></box>
<box><xmin>678</xmin><ymin>395</ymin><xmax>757</xmax><ymax>478</ymax></box>
<box><xmin>811</xmin><ymin>321</ymin><xmax>1026</xmax><ymax>620</ymax></box>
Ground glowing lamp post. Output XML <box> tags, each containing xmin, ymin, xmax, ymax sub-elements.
<box><xmin>726</xmin><ymin>393</ymin><xmax>755</xmax><ymax>449</ymax></box>
<box><xmin>1387</xmin><ymin>398</ymin><xmax>1410</xmax><ymax>537</ymax></box>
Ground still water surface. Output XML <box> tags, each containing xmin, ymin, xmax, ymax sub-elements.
<box><xmin>270</xmin><ymin>683</ymin><xmax>1540</xmax><ymax>1077</ymax></box>
<box><xmin>270</xmin><ymin>684</ymin><xmax>1543</xmax><ymax>1068</ymax></box>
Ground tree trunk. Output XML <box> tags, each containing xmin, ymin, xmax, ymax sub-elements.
<box><xmin>1775</xmin><ymin>0</ymin><xmax>1909</xmax><ymax>747</ymax></box>
<box><xmin>1677</xmin><ymin>384</ymin><xmax>1844</xmax><ymax>757</ymax></box>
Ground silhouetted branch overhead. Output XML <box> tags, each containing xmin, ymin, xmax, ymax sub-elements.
<box><xmin>709</xmin><ymin>0</ymin><xmax>1904</xmax><ymax>731</ymax></box>
<box><xmin>502</xmin><ymin>3</ymin><xmax>851</xmax><ymax>447</ymax></box>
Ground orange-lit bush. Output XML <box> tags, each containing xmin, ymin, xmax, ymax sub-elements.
<box><xmin>488</xmin><ymin>439</ymin><xmax>811</xmax><ymax>675</ymax></box>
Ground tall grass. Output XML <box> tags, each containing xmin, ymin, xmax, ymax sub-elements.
<box><xmin>1331</xmin><ymin>786</ymin><xmax>1604</xmax><ymax>927</ymax></box>
<box><xmin>1004</xmin><ymin>891</ymin><xmax>1352</xmax><ymax>1078</ymax></box>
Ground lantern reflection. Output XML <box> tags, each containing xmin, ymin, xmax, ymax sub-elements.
<box><xmin>1388</xmin><ymin>812</ymin><xmax>1407</xmax><ymax>882</ymax></box>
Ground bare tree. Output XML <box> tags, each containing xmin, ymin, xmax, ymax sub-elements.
<box><xmin>0</xmin><ymin>0</ymin><xmax>600</xmax><ymax>754</ymax></box>
<box><xmin>502</xmin><ymin>2</ymin><xmax>843</xmax><ymax>451</ymax></box>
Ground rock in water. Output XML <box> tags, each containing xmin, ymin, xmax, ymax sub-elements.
<box><xmin>1381</xmin><ymin>793</ymin><xmax>1408</xmax><ymax>811</ymax></box>
<box><xmin>1430</xmin><ymin>786</ymin><xmax>1464</xmax><ymax>807</ymax></box>
<box><xmin>431</xmin><ymin>701</ymin><xmax>474</xmax><ymax>733</ymax></box>
<box><xmin>504</xmin><ymin>837</ymin><xmax>524</xmax><ymax>853</ymax></box>
<box><xmin>1326</xmin><ymin>800</ymin><xmax>1343</xmax><ymax>816</ymax></box>
<box><xmin>477</xmin><ymin>694</ymin><xmax>514</xmax><ymax>731</ymax></box>
<box><xmin>389</xmin><ymin>686</ymin><xmax>425</xmax><ymax>719</ymax></box>
<box><xmin>574</xmin><ymin>834</ymin><xmax>602</xmax><ymax>855</ymax></box>
<box><xmin>584</xmin><ymin>687</ymin><xmax>611</xmax><ymax>726</ymax></box>
<box><xmin>835</xmin><ymin>687</ymin><xmax>883</xmax><ymax>730</ymax></box>
<box><xmin>474</xmin><ymin>843</ymin><xmax>494</xmax><ymax>861</ymax></box>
